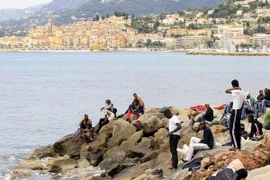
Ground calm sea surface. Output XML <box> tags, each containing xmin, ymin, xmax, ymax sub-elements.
<box><xmin>0</xmin><ymin>52</ymin><xmax>269</xmax><ymax>179</ymax></box>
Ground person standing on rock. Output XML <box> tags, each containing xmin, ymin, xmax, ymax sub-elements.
<box><xmin>162</xmin><ymin>108</ymin><xmax>182</xmax><ymax>171</ymax></box>
<box><xmin>225</xmin><ymin>79</ymin><xmax>245</xmax><ymax>151</ymax></box>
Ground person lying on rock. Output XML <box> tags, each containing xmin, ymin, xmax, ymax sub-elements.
<box><xmin>71</xmin><ymin>114</ymin><xmax>93</xmax><ymax>141</ymax></box>
<box><xmin>204</xmin><ymin>159</ymin><xmax>248</xmax><ymax>180</ymax></box>
<box><xmin>179</xmin><ymin>120</ymin><xmax>214</xmax><ymax>162</ymax></box>
<box><xmin>126</xmin><ymin>99</ymin><xmax>144</xmax><ymax>121</ymax></box>
<box><xmin>195</xmin><ymin>103</ymin><xmax>214</xmax><ymax>123</ymax></box>
<box><xmin>247</xmin><ymin>114</ymin><xmax>263</xmax><ymax>141</ymax></box>
<box><xmin>96</xmin><ymin>107</ymin><xmax>117</xmax><ymax>134</ymax></box>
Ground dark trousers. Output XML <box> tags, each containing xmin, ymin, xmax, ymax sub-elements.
<box><xmin>169</xmin><ymin>134</ymin><xmax>180</xmax><ymax>169</ymax></box>
<box><xmin>96</xmin><ymin>118</ymin><xmax>109</xmax><ymax>133</ymax></box>
<box><xmin>230</xmin><ymin>109</ymin><xmax>241</xmax><ymax>149</ymax></box>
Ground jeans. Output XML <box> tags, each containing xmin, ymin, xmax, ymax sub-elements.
<box><xmin>170</xmin><ymin>134</ymin><xmax>180</xmax><ymax>169</ymax></box>
<box><xmin>241</xmin><ymin>107</ymin><xmax>258</xmax><ymax>119</ymax></box>
<box><xmin>261</xmin><ymin>100</ymin><xmax>270</xmax><ymax>113</ymax></box>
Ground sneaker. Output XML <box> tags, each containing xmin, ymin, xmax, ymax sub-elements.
<box><xmin>89</xmin><ymin>138</ymin><xmax>94</xmax><ymax>142</ymax></box>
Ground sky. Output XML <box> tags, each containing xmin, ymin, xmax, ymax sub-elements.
<box><xmin>1</xmin><ymin>0</ymin><xmax>52</xmax><ymax>9</ymax></box>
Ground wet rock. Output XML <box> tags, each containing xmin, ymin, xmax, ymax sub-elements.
<box><xmin>29</xmin><ymin>145</ymin><xmax>55</xmax><ymax>159</ymax></box>
<box><xmin>10</xmin><ymin>169</ymin><xmax>31</xmax><ymax>180</ymax></box>
<box><xmin>88</xmin><ymin>148</ymin><xmax>107</xmax><ymax>166</ymax></box>
<box><xmin>77</xmin><ymin>158</ymin><xmax>91</xmax><ymax>168</ymax></box>
<box><xmin>48</xmin><ymin>156</ymin><xmax>77</xmax><ymax>173</ymax></box>
<box><xmin>53</xmin><ymin>134</ymin><xmax>83</xmax><ymax>156</ymax></box>
<box><xmin>99</xmin><ymin>147</ymin><xmax>126</xmax><ymax>170</ymax></box>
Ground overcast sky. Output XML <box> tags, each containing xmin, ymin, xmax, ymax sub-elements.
<box><xmin>1</xmin><ymin>0</ymin><xmax>52</xmax><ymax>9</ymax></box>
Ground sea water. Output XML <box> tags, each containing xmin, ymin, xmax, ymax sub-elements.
<box><xmin>0</xmin><ymin>52</ymin><xmax>269</xmax><ymax>179</ymax></box>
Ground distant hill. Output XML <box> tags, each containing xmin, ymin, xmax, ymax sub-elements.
<box><xmin>0</xmin><ymin>0</ymin><xmax>228</xmax><ymax>37</ymax></box>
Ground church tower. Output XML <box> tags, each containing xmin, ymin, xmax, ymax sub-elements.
<box><xmin>48</xmin><ymin>14</ymin><xmax>53</xmax><ymax>36</ymax></box>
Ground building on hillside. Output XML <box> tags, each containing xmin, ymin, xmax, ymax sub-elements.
<box><xmin>251</xmin><ymin>34</ymin><xmax>270</xmax><ymax>48</ymax></box>
<box><xmin>175</xmin><ymin>36</ymin><xmax>211</xmax><ymax>49</ymax></box>
<box><xmin>167</xmin><ymin>28</ymin><xmax>212</xmax><ymax>37</ymax></box>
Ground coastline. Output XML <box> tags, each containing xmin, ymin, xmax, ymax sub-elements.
<box><xmin>10</xmin><ymin>107</ymin><xmax>270</xmax><ymax>180</ymax></box>
<box><xmin>1</xmin><ymin>48</ymin><xmax>270</xmax><ymax>56</ymax></box>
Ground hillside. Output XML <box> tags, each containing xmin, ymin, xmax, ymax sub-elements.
<box><xmin>0</xmin><ymin>0</ymin><xmax>227</xmax><ymax>37</ymax></box>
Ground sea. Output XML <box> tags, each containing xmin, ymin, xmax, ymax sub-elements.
<box><xmin>0</xmin><ymin>52</ymin><xmax>269</xmax><ymax>179</ymax></box>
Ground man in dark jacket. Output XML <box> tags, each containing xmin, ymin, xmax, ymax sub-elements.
<box><xmin>196</xmin><ymin>103</ymin><xmax>214</xmax><ymax>122</ymax></box>
<box><xmin>247</xmin><ymin>114</ymin><xmax>263</xmax><ymax>140</ymax></box>
<box><xmin>182</xmin><ymin>120</ymin><xmax>214</xmax><ymax>162</ymax></box>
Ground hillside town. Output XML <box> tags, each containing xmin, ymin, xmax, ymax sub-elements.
<box><xmin>0</xmin><ymin>0</ymin><xmax>269</xmax><ymax>52</ymax></box>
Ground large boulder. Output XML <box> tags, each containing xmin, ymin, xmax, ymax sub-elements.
<box><xmin>88</xmin><ymin>148</ymin><xmax>107</xmax><ymax>166</ymax></box>
<box><xmin>48</xmin><ymin>155</ymin><xmax>77</xmax><ymax>173</ymax></box>
<box><xmin>133</xmin><ymin>114</ymin><xmax>163</xmax><ymax>134</ymax></box>
<box><xmin>246</xmin><ymin>165</ymin><xmax>270</xmax><ymax>180</ymax></box>
<box><xmin>99</xmin><ymin>147</ymin><xmax>126</xmax><ymax>170</ymax></box>
<box><xmin>107</xmin><ymin>119</ymin><xmax>136</xmax><ymax>149</ymax></box>
<box><xmin>153</xmin><ymin>128</ymin><xmax>169</xmax><ymax>151</ymax></box>
<box><xmin>119</xmin><ymin>130</ymin><xmax>144</xmax><ymax>152</ymax></box>
<box><xmin>210</xmin><ymin>125</ymin><xmax>228</xmax><ymax>134</ymax></box>
<box><xmin>130</xmin><ymin>137</ymin><xmax>152</xmax><ymax>158</ymax></box>
<box><xmin>193</xmin><ymin>146</ymin><xmax>231</xmax><ymax>159</ymax></box>
<box><xmin>29</xmin><ymin>145</ymin><xmax>56</xmax><ymax>160</ymax></box>
<box><xmin>53</xmin><ymin>134</ymin><xmax>83</xmax><ymax>157</ymax></box>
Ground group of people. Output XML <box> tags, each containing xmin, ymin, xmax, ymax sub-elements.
<box><xmin>70</xmin><ymin>79</ymin><xmax>269</xmax><ymax>179</ymax></box>
<box><xmin>71</xmin><ymin>93</ymin><xmax>145</xmax><ymax>144</ymax></box>
<box><xmin>165</xmin><ymin>79</ymin><xmax>269</xmax><ymax>179</ymax></box>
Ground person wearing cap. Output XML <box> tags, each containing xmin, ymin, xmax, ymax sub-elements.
<box><xmin>162</xmin><ymin>108</ymin><xmax>182</xmax><ymax>170</ymax></box>
<box><xmin>241</xmin><ymin>92</ymin><xmax>258</xmax><ymax>119</ymax></box>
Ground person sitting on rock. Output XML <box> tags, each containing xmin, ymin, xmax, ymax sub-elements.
<box><xmin>96</xmin><ymin>107</ymin><xmax>117</xmax><ymax>134</ymax></box>
<box><xmin>263</xmin><ymin>111</ymin><xmax>270</xmax><ymax>130</ymax></box>
<box><xmin>220</xmin><ymin>102</ymin><xmax>233</xmax><ymax>129</ymax></box>
<box><xmin>124</xmin><ymin>93</ymin><xmax>145</xmax><ymax>114</ymax></box>
<box><xmin>247</xmin><ymin>114</ymin><xmax>263</xmax><ymax>141</ymax></box>
<box><xmin>102</xmin><ymin>99</ymin><xmax>114</xmax><ymax>112</ymax></box>
<box><xmin>196</xmin><ymin>103</ymin><xmax>214</xmax><ymax>122</ymax></box>
<box><xmin>180</xmin><ymin>120</ymin><xmax>214</xmax><ymax>162</ymax></box>
<box><xmin>241</xmin><ymin>92</ymin><xmax>258</xmax><ymax>119</ymax></box>
<box><xmin>259</xmin><ymin>88</ymin><xmax>270</xmax><ymax>114</ymax></box>
<box><xmin>205</xmin><ymin>159</ymin><xmax>248</xmax><ymax>180</ymax></box>
<box><xmin>257</xmin><ymin>90</ymin><xmax>264</xmax><ymax>102</ymax></box>
<box><xmin>126</xmin><ymin>99</ymin><xmax>144</xmax><ymax>121</ymax></box>
<box><xmin>79</xmin><ymin>114</ymin><xmax>94</xmax><ymax>143</ymax></box>
<box><xmin>71</xmin><ymin>114</ymin><xmax>94</xmax><ymax>142</ymax></box>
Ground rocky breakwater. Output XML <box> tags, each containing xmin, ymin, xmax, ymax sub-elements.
<box><xmin>10</xmin><ymin>106</ymin><xmax>270</xmax><ymax>180</ymax></box>
<box><xmin>186</xmin><ymin>50</ymin><xmax>270</xmax><ymax>56</ymax></box>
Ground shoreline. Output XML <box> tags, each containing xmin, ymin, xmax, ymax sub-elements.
<box><xmin>0</xmin><ymin>48</ymin><xmax>270</xmax><ymax>56</ymax></box>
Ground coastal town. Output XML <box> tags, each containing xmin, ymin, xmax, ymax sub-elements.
<box><xmin>0</xmin><ymin>0</ymin><xmax>269</xmax><ymax>53</ymax></box>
